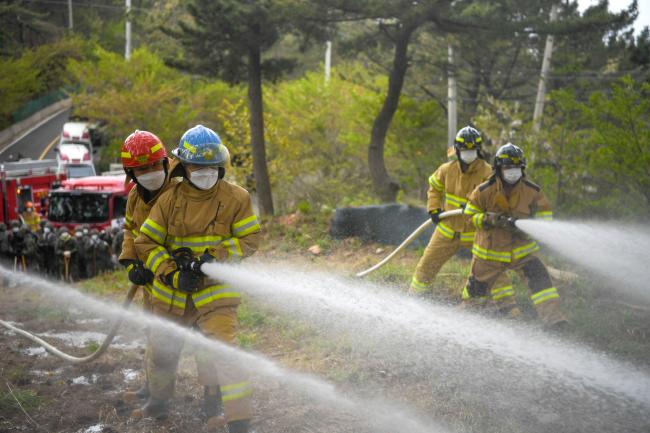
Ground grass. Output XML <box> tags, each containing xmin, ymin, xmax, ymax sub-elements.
<box><xmin>14</xmin><ymin>303</ymin><xmax>72</xmax><ymax>322</ymax></box>
<box><xmin>85</xmin><ymin>340</ymin><xmax>100</xmax><ymax>353</ymax></box>
<box><xmin>0</xmin><ymin>388</ymin><xmax>45</xmax><ymax>414</ymax></box>
<box><xmin>7</xmin><ymin>367</ymin><xmax>30</xmax><ymax>385</ymax></box>
<box><xmin>79</xmin><ymin>270</ymin><xmax>130</xmax><ymax>296</ymax></box>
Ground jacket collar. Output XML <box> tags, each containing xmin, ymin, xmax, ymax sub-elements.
<box><xmin>179</xmin><ymin>178</ymin><xmax>222</xmax><ymax>200</ymax></box>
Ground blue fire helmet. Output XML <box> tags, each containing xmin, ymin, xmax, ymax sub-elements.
<box><xmin>172</xmin><ymin>125</ymin><xmax>230</xmax><ymax>166</ymax></box>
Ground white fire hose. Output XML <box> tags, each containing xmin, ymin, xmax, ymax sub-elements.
<box><xmin>356</xmin><ymin>209</ymin><xmax>464</xmax><ymax>277</ymax></box>
<box><xmin>0</xmin><ymin>284</ymin><xmax>138</xmax><ymax>364</ymax></box>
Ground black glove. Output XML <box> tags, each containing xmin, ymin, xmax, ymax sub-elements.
<box><xmin>125</xmin><ymin>260</ymin><xmax>154</xmax><ymax>285</ymax></box>
<box><xmin>189</xmin><ymin>249</ymin><xmax>215</xmax><ymax>276</ymax></box>
<box><xmin>165</xmin><ymin>269</ymin><xmax>202</xmax><ymax>293</ymax></box>
<box><xmin>429</xmin><ymin>209</ymin><xmax>443</xmax><ymax>225</ymax></box>
<box><xmin>495</xmin><ymin>214</ymin><xmax>518</xmax><ymax>231</ymax></box>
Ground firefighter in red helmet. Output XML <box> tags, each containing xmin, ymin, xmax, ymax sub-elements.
<box><xmin>118</xmin><ymin>130</ymin><xmax>180</xmax><ymax>403</ymax></box>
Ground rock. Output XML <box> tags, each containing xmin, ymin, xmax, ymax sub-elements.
<box><xmin>308</xmin><ymin>245</ymin><xmax>321</xmax><ymax>255</ymax></box>
<box><xmin>375</xmin><ymin>248</ymin><xmax>385</xmax><ymax>254</ymax></box>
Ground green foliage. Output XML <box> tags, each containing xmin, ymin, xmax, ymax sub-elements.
<box><xmin>539</xmin><ymin>77</ymin><xmax>650</xmax><ymax>218</ymax></box>
<box><xmin>0</xmin><ymin>36</ymin><xmax>87</xmax><ymax>128</ymax></box>
<box><xmin>85</xmin><ymin>340</ymin><xmax>100</xmax><ymax>353</ymax></box>
<box><xmin>0</xmin><ymin>389</ymin><xmax>44</xmax><ymax>414</ymax></box>
<box><xmin>0</xmin><ymin>54</ymin><xmax>42</xmax><ymax>128</ymax></box>
<box><xmin>264</xmin><ymin>63</ymin><xmax>444</xmax><ymax>211</ymax></box>
<box><xmin>67</xmin><ymin>46</ymin><xmax>249</xmax><ymax>182</ymax></box>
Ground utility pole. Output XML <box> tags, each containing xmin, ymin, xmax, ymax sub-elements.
<box><xmin>125</xmin><ymin>0</ymin><xmax>132</xmax><ymax>60</ymax></box>
<box><xmin>447</xmin><ymin>44</ymin><xmax>457</xmax><ymax>156</ymax></box>
<box><xmin>532</xmin><ymin>4</ymin><xmax>559</xmax><ymax>133</ymax></box>
<box><xmin>325</xmin><ymin>41</ymin><xmax>332</xmax><ymax>83</ymax></box>
<box><xmin>67</xmin><ymin>0</ymin><xmax>73</xmax><ymax>30</ymax></box>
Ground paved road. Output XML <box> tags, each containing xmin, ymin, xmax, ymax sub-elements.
<box><xmin>0</xmin><ymin>108</ymin><xmax>70</xmax><ymax>163</ymax></box>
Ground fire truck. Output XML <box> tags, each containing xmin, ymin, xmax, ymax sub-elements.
<box><xmin>0</xmin><ymin>159</ymin><xmax>64</xmax><ymax>224</ymax></box>
<box><xmin>47</xmin><ymin>175</ymin><xmax>134</xmax><ymax>232</ymax></box>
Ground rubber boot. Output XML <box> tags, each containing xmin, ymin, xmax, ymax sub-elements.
<box><xmin>204</xmin><ymin>386</ymin><xmax>226</xmax><ymax>430</ymax></box>
<box><xmin>227</xmin><ymin>420</ymin><xmax>250</xmax><ymax>433</ymax></box>
<box><xmin>130</xmin><ymin>396</ymin><xmax>168</xmax><ymax>420</ymax></box>
<box><xmin>123</xmin><ymin>382</ymin><xmax>150</xmax><ymax>403</ymax></box>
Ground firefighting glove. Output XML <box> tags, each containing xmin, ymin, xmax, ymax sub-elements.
<box><xmin>495</xmin><ymin>214</ymin><xmax>518</xmax><ymax>231</ymax></box>
<box><xmin>482</xmin><ymin>212</ymin><xmax>500</xmax><ymax>229</ymax></box>
<box><xmin>124</xmin><ymin>260</ymin><xmax>154</xmax><ymax>286</ymax></box>
<box><xmin>189</xmin><ymin>249</ymin><xmax>215</xmax><ymax>276</ymax></box>
<box><xmin>165</xmin><ymin>269</ymin><xmax>202</xmax><ymax>293</ymax></box>
<box><xmin>429</xmin><ymin>209</ymin><xmax>443</xmax><ymax>225</ymax></box>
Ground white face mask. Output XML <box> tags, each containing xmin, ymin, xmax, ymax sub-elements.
<box><xmin>83</xmin><ymin>229</ymin><xmax>88</xmax><ymax>234</ymax></box>
<box><xmin>189</xmin><ymin>167</ymin><xmax>220</xmax><ymax>190</ymax></box>
<box><xmin>460</xmin><ymin>149</ymin><xmax>478</xmax><ymax>164</ymax></box>
<box><xmin>76</xmin><ymin>232</ymin><xmax>82</xmax><ymax>237</ymax></box>
<box><xmin>502</xmin><ymin>167</ymin><xmax>523</xmax><ymax>184</ymax></box>
<box><xmin>137</xmin><ymin>170</ymin><xmax>166</xmax><ymax>191</ymax></box>
<box><xmin>91</xmin><ymin>234</ymin><xmax>98</xmax><ymax>241</ymax></box>
<box><xmin>44</xmin><ymin>227</ymin><xmax>51</xmax><ymax>234</ymax></box>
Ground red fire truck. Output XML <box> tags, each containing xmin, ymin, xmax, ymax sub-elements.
<box><xmin>47</xmin><ymin>175</ymin><xmax>134</xmax><ymax>232</ymax></box>
<box><xmin>0</xmin><ymin>159</ymin><xmax>64</xmax><ymax>224</ymax></box>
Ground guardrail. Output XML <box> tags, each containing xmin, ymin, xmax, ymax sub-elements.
<box><xmin>0</xmin><ymin>99</ymin><xmax>72</xmax><ymax>150</ymax></box>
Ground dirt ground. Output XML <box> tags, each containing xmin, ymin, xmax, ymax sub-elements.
<box><xmin>1</xmin><ymin>226</ymin><xmax>649</xmax><ymax>433</ymax></box>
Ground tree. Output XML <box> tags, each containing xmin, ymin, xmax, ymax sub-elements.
<box><xmin>170</xmin><ymin>0</ymin><xmax>326</xmax><ymax>216</ymax></box>
<box><xmin>351</xmin><ymin>0</ymin><xmax>635</xmax><ymax>201</ymax></box>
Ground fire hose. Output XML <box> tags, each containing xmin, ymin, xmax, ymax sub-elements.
<box><xmin>355</xmin><ymin>209</ymin><xmax>464</xmax><ymax>277</ymax></box>
<box><xmin>356</xmin><ymin>210</ymin><xmax>518</xmax><ymax>277</ymax></box>
<box><xmin>0</xmin><ymin>284</ymin><xmax>138</xmax><ymax>364</ymax></box>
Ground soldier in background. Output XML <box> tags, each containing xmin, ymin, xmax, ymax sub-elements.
<box><xmin>74</xmin><ymin>228</ymin><xmax>88</xmax><ymax>279</ymax></box>
<box><xmin>20</xmin><ymin>224</ymin><xmax>38</xmax><ymax>272</ymax></box>
<box><xmin>37</xmin><ymin>222</ymin><xmax>57</xmax><ymax>277</ymax></box>
<box><xmin>86</xmin><ymin>229</ymin><xmax>112</xmax><ymax>276</ymax></box>
<box><xmin>112</xmin><ymin>227</ymin><xmax>124</xmax><ymax>267</ymax></box>
<box><xmin>8</xmin><ymin>220</ymin><xmax>26</xmax><ymax>271</ymax></box>
<box><xmin>55</xmin><ymin>228</ymin><xmax>78</xmax><ymax>282</ymax></box>
<box><xmin>0</xmin><ymin>223</ymin><xmax>11</xmax><ymax>268</ymax></box>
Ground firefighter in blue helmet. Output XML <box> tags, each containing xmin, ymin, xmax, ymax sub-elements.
<box><xmin>134</xmin><ymin>125</ymin><xmax>261</xmax><ymax>432</ymax></box>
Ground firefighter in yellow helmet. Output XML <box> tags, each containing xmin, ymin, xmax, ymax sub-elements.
<box><xmin>118</xmin><ymin>130</ymin><xmax>179</xmax><ymax>403</ymax></box>
<box><xmin>134</xmin><ymin>125</ymin><xmax>261</xmax><ymax>433</ymax></box>
<box><xmin>409</xmin><ymin>126</ymin><xmax>492</xmax><ymax>297</ymax></box>
<box><xmin>20</xmin><ymin>201</ymin><xmax>41</xmax><ymax>232</ymax></box>
<box><xmin>462</xmin><ymin>143</ymin><xmax>567</xmax><ymax>328</ymax></box>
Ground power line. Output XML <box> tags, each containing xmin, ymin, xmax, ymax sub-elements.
<box><xmin>24</xmin><ymin>0</ymin><xmax>145</xmax><ymax>12</ymax></box>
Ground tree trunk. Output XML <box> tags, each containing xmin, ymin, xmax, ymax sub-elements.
<box><xmin>368</xmin><ymin>26</ymin><xmax>414</xmax><ymax>202</ymax></box>
<box><xmin>247</xmin><ymin>44</ymin><xmax>274</xmax><ymax>216</ymax></box>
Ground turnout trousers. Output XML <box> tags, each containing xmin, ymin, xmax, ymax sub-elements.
<box><xmin>410</xmin><ymin>230</ymin><xmax>471</xmax><ymax>298</ymax></box>
<box><xmin>145</xmin><ymin>299</ymin><xmax>252</xmax><ymax>422</ymax></box>
<box><xmin>464</xmin><ymin>254</ymin><xmax>567</xmax><ymax>326</ymax></box>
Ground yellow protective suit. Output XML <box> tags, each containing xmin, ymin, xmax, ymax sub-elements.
<box><xmin>134</xmin><ymin>177</ymin><xmax>261</xmax><ymax>423</ymax></box>
<box><xmin>462</xmin><ymin>174</ymin><xmax>566</xmax><ymax>326</ymax></box>
<box><xmin>410</xmin><ymin>158</ymin><xmax>492</xmax><ymax>297</ymax></box>
<box><xmin>119</xmin><ymin>161</ymin><xmax>180</xmax><ymax>398</ymax></box>
<box><xmin>21</xmin><ymin>211</ymin><xmax>41</xmax><ymax>232</ymax></box>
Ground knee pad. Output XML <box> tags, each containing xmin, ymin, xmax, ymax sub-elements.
<box><xmin>522</xmin><ymin>257</ymin><xmax>552</xmax><ymax>293</ymax></box>
<box><xmin>466</xmin><ymin>276</ymin><xmax>489</xmax><ymax>298</ymax></box>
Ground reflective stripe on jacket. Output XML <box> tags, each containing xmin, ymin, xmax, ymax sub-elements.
<box><xmin>427</xmin><ymin>159</ymin><xmax>492</xmax><ymax>239</ymax></box>
<box><xmin>464</xmin><ymin>175</ymin><xmax>553</xmax><ymax>263</ymax></box>
<box><xmin>134</xmin><ymin>178</ymin><xmax>261</xmax><ymax>313</ymax></box>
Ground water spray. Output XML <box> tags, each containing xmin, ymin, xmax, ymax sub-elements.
<box><xmin>0</xmin><ymin>283</ymin><xmax>138</xmax><ymax>363</ymax></box>
<box><xmin>198</xmin><ymin>260</ymin><xmax>650</xmax><ymax>432</ymax></box>
<box><xmin>0</xmin><ymin>267</ymin><xmax>449</xmax><ymax>433</ymax></box>
<box><xmin>515</xmin><ymin>219</ymin><xmax>650</xmax><ymax>304</ymax></box>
